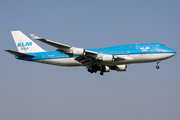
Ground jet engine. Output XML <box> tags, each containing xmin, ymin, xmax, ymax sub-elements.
<box><xmin>72</xmin><ymin>48</ymin><xmax>85</xmax><ymax>56</ymax></box>
<box><xmin>116</xmin><ymin>65</ymin><xmax>127</xmax><ymax>71</ymax></box>
<box><xmin>98</xmin><ymin>55</ymin><xmax>114</xmax><ymax>62</ymax></box>
<box><xmin>104</xmin><ymin>66</ymin><xmax>111</xmax><ymax>72</ymax></box>
<box><xmin>65</xmin><ymin>48</ymin><xmax>85</xmax><ymax>56</ymax></box>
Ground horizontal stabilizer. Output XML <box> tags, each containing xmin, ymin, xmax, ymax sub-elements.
<box><xmin>4</xmin><ymin>49</ymin><xmax>36</xmax><ymax>57</ymax></box>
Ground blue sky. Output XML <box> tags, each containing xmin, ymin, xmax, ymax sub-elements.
<box><xmin>0</xmin><ymin>0</ymin><xmax>180</xmax><ymax>120</ymax></box>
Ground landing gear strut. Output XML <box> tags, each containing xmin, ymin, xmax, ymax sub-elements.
<box><xmin>156</xmin><ymin>61</ymin><xmax>160</xmax><ymax>69</ymax></box>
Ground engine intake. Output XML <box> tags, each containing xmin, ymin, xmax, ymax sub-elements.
<box><xmin>104</xmin><ymin>66</ymin><xmax>111</xmax><ymax>72</ymax></box>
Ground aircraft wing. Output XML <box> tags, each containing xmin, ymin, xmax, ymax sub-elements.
<box><xmin>30</xmin><ymin>34</ymin><xmax>98</xmax><ymax>56</ymax></box>
<box><xmin>30</xmin><ymin>34</ymin><xmax>71</xmax><ymax>50</ymax></box>
<box><xmin>30</xmin><ymin>34</ymin><xmax>125</xmax><ymax>65</ymax></box>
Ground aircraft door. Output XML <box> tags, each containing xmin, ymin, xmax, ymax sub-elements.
<box><xmin>127</xmin><ymin>50</ymin><xmax>130</xmax><ymax>55</ymax></box>
<box><xmin>150</xmin><ymin>50</ymin><xmax>153</xmax><ymax>55</ymax></box>
<box><xmin>150</xmin><ymin>50</ymin><xmax>153</xmax><ymax>54</ymax></box>
<box><xmin>42</xmin><ymin>55</ymin><xmax>45</xmax><ymax>63</ymax></box>
<box><xmin>136</xmin><ymin>43</ymin><xmax>140</xmax><ymax>49</ymax></box>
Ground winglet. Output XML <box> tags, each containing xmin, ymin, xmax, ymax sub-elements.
<box><xmin>30</xmin><ymin>34</ymin><xmax>41</xmax><ymax>40</ymax></box>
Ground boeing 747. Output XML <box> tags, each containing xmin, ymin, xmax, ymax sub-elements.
<box><xmin>5</xmin><ymin>31</ymin><xmax>177</xmax><ymax>75</ymax></box>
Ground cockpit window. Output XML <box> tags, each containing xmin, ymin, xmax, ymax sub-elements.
<box><xmin>160</xmin><ymin>44</ymin><xmax>165</xmax><ymax>46</ymax></box>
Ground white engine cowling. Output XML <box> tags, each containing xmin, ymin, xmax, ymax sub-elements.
<box><xmin>72</xmin><ymin>48</ymin><xmax>85</xmax><ymax>56</ymax></box>
<box><xmin>104</xmin><ymin>66</ymin><xmax>111</xmax><ymax>72</ymax></box>
<box><xmin>100</xmin><ymin>55</ymin><xmax>114</xmax><ymax>62</ymax></box>
<box><xmin>116</xmin><ymin>65</ymin><xmax>127</xmax><ymax>71</ymax></box>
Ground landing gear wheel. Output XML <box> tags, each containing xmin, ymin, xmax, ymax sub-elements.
<box><xmin>156</xmin><ymin>65</ymin><xmax>160</xmax><ymax>69</ymax></box>
<box><xmin>156</xmin><ymin>61</ymin><xmax>160</xmax><ymax>69</ymax></box>
<box><xmin>100</xmin><ymin>71</ymin><xmax>104</xmax><ymax>75</ymax></box>
<box><xmin>87</xmin><ymin>65</ymin><xmax>99</xmax><ymax>74</ymax></box>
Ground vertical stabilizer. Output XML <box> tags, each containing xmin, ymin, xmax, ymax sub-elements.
<box><xmin>11</xmin><ymin>31</ymin><xmax>45</xmax><ymax>53</ymax></box>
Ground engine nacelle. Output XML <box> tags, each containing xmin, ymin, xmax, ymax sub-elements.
<box><xmin>116</xmin><ymin>65</ymin><xmax>127</xmax><ymax>71</ymax></box>
<box><xmin>99</xmin><ymin>55</ymin><xmax>114</xmax><ymax>62</ymax></box>
<box><xmin>72</xmin><ymin>48</ymin><xmax>85</xmax><ymax>56</ymax></box>
<box><xmin>104</xmin><ymin>66</ymin><xmax>111</xmax><ymax>72</ymax></box>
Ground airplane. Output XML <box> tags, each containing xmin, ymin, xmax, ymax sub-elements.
<box><xmin>5</xmin><ymin>31</ymin><xmax>177</xmax><ymax>75</ymax></box>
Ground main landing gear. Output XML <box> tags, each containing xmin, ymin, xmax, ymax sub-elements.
<box><xmin>156</xmin><ymin>61</ymin><xmax>160</xmax><ymax>69</ymax></box>
<box><xmin>100</xmin><ymin>68</ymin><xmax>105</xmax><ymax>76</ymax></box>
<box><xmin>100</xmin><ymin>71</ymin><xmax>104</xmax><ymax>75</ymax></box>
<box><xmin>87</xmin><ymin>65</ymin><xmax>98</xmax><ymax>74</ymax></box>
<box><xmin>87</xmin><ymin>65</ymin><xmax>105</xmax><ymax>76</ymax></box>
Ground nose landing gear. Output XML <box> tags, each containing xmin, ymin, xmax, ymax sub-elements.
<box><xmin>156</xmin><ymin>61</ymin><xmax>160</xmax><ymax>69</ymax></box>
<box><xmin>156</xmin><ymin>65</ymin><xmax>160</xmax><ymax>69</ymax></box>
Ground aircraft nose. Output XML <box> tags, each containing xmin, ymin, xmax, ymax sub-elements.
<box><xmin>170</xmin><ymin>49</ymin><xmax>177</xmax><ymax>55</ymax></box>
<box><xmin>173</xmin><ymin>51</ymin><xmax>177</xmax><ymax>56</ymax></box>
<box><xmin>167</xmin><ymin>48</ymin><xmax>177</xmax><ymax>57</ymax></box>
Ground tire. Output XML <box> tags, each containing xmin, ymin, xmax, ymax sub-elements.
<box><xmin>156</xmin><ymin>65</ymin><xmax>160</xmax><ymax>69</ymax></box>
